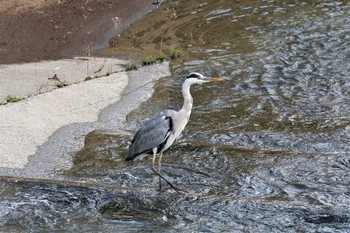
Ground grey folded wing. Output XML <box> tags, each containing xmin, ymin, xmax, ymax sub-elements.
<box><xmin>125</xmin><ymin>111</ymin><xmax>173</xmax><ymax>161</ymax></box>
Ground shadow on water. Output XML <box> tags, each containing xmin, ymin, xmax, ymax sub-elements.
<box><xmin>1</xmin><ymin>0</ymin><xmax>350</xmax><ymax>232</ymax></box>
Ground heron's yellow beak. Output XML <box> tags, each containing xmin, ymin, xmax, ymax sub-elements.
<box><xmin>205</xmin><ymin>77</ymin><xmax>222</xmax><ymax>82</ymax></box>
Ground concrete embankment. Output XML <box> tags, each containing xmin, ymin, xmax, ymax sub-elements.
<box><xmin>0</xmin><ymin>58</ymin><xmax>170</xmax><ymax>176</ymax></box>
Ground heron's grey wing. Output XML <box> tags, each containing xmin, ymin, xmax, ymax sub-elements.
<box><xmin>125</xmin><ymin>111</ymin><xmax>173</xmax><ymax>161</ymax></box>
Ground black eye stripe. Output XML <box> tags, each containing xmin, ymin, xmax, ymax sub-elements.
<box><xmin>186</xmin><ymin>73</ymin><xmax>199</xmax><ymax>79</ymax></box>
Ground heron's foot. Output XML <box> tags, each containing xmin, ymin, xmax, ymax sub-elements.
<box><xmin>152</xmin><ymin>167</ymin><xmax>181</xmax><ymax>194</ymax></box>
<box><xmin>158</xmin><ymin>176</ymin><xmax>162</xmax><ymax>191</ymax></box>
<box><xmin>161</xmin><ymin>184</ymin><xmax>185</xmax><ymax>194</ymax></box>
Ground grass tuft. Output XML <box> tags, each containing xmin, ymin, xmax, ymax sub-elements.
<box><xmin>56</xmin><ymin>82</ymin><xmax>69</xmax><ymax>88</ymax></box>
<box><xmin>125</xmin><ymin>63</ymin><xmax>137</xmax><ymax>71</ymax></box>
<box><xmin>156</xmin><ymin>53</ymin><xmax>166</xmax><ymax>62</ymax></box>
<box><xmin>142</xmin><ymin>56</ymin><xmax>157</xmax><ymax>66</ymax></box>
<box><xmin>6</xmin><ymin>95</ymin><xmax>22</xmax><ymax>103</ymax></box>
<box><xmin>170</xmin><ymin>47</ymin><xmax>182</xmax><ymax>59</ymax></box>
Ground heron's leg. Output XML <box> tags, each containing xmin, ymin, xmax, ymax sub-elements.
<box><xmin>152</xmin><ymin>148</ymin><xmax>157</xmax><ymax>175</ymax></box>
<box><xmin>158</xmin><ymin>151</ymin><xmax>164</xmax><ymax>191</ymax></box>
<box><xmin>151</xmin><ymin>149</ymin><xmax>161</xmax><ymax>191</ymax></box>
<box><xmin>151</xmin><ymin>150</ymin><xmax>180</xmax><ymax>194</ymax></box>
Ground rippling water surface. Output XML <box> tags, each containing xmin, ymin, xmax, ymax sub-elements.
<box><xmin>1</xmin><ymin>0</ymin><xmax>350</xmax><ymax>232</ymax></box>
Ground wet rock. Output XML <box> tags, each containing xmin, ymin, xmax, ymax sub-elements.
<box><xmin>72</xmin><ymin>130</ymin><xmax>129</xmax><ymax>170</ymax></box>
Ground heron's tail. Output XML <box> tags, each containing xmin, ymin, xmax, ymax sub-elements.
<box><xmin>125</xmin><ymin>145</ymin><xmax>151</xmax><ymax>161</ymax></box>
<box><xmin>124</xmin><ymin>148</ymin><xmax>135</xmax><ymax>161</ymax></box>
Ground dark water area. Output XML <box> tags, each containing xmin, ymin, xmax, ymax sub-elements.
<box><xmin>1</xmin><ymin>0</ymin><xmax>350</xmax><ymax>232</ymax></box>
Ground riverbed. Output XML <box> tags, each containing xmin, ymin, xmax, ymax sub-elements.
<box><xmin>1</xmin><ymin>0</ymin><xmax>349</xmax><ymax>232</ymax></box>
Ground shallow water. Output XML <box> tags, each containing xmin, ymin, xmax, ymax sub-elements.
<box><xmin>1</xmin><ymin>0</ymin><xmax>350</xmax><ymax>232</ymax></box>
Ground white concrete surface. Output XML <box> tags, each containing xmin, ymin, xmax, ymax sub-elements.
<box><xmin>0</xmin><ymin>57</ymin><xmax>127</xmax><ymax>103</ymax></box>
<box><xmin>0</xmin><ymin>70</ymin><xmax>129</xmax><ymax>168</ymax></box>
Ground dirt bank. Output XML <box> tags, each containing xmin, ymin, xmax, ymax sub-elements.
<box><xmin>0</xmin><ymin>0</ymin><xmax>158</xmax><ymax>64</ymax></box>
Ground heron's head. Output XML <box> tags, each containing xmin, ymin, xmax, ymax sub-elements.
<box><xmin>185</xmin><ymin>72</ymin><xmax>222</xmax><ymax>85</ymax></box>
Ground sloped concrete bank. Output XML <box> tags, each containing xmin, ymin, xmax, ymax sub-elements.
<box><xmin>0</xmin><ymin>58</ymin><xmax>170</xmax><ymax>178</ymax></box>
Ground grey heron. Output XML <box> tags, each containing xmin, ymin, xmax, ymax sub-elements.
<box><xmin>125</xmin><ymin>72</ymin><xmax>222</xmax><ymax>193</ymax></box>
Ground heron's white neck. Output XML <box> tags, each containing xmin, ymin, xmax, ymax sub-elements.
<box><xmin>180</xmin><ymin>81</ymin><xmax>193</xmax><ymax>114</ymax></box>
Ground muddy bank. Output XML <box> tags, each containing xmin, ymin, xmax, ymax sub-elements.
<box><xmin>0</xmin><ymin>0</ymin><xmax>158</xmax><ymax>64</ymax></box>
